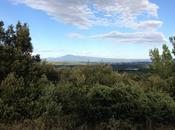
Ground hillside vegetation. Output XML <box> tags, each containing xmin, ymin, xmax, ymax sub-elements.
<box><xmin>1</xmin><ymin>21</ymin><xmax>175</xmax><ymax>130</ymax></box>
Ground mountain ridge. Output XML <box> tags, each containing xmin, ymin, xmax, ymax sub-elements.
<box><xmin>45</xmin><ymin>55</ymin><xmax>150</xmax><ymax>63</ymax></box>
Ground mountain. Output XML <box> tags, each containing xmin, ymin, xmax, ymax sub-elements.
<box><xmin>46</xmin><ymin>55</ymin><xmax>150</xmax><ymax>63</ymax></box>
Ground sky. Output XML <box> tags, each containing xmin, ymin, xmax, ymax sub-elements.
<box><xmin>0</xmin><ymin>0</ymin><xmax>175</xmax><ymax>59</ymax></box>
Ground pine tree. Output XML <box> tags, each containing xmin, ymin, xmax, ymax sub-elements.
<box><xmin>15</xmin><ymin>21</ymin><xmax>33</xmax><ymax>54</ymax></box>
<box><xmin>150</xmin><ymin>44</ymin><xmax>173</xmax><ymax>77</ymax></box>
<box><xmin>161</xmin><ymin>44</ymin><xmax>174</xmax><ymax>76</ymax></box>
<box><xmin>170</xmin><ymin>36</ymin><xmax>175</xmax><ymax>55</ymax></box>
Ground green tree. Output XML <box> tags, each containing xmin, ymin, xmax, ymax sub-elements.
<box><xmin>0</xmin><ymin>21</ymin><xmax>40</xmax><ymax>81</ymax></box>
<box><xmin>150</xmin><ymin>44</ymin><xmax>173</xmax><ymax>77</ymax></box>
<box><xmin>170</xmin><ymin>36</ymin><xmax>175</xmax><ymax>55</ymax></box>
<box><xmin>0</xmin><ymin>73</ymin><xmax>24</xmax><ymax>122</ymax></box>
<box><xmin>162</xmin><ymin>44</ymin><xmax>174</xmax><ymax>76</ymax></box>
<box><xmin>0</xmin><ymin>21</ymin><xmax>5</xmax><ymax>44</ymax></box>
<box><xmin>4</xmin><ymin>25</ymin><xmax>15</xmax><ymax>47</ymax></box>
<box><xmin>15</xmin><ymin>21</ymin><xmax>33</xmax><ymax>53</ymax></box>
<box><xmin>149</xmin><ymin>48</ymin><xmax>162</xmax><ymax>72</ymax></box>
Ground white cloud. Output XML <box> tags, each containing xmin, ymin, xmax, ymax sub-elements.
<box><xmin>11</xmin><ymin>0</ymin><xmax>162</xmax><ymax>29</ymax></box>
<box><xmin>134</xmin><ymin>20</ymin><xmax>163</xmax><ymax>30</ymax></box>
<box><xmin>91</xmin><ymin>31</ymin><xmax>167</xmax><ymax>44</ymax></box>
<box><xmin>12</xmin><ymin>0</ymin><xmax>93</xmax><ymax>28</ymax></box>
<box><xmin>68</xmin><ymin>31</ymin><xmax>167</xmax><ymax>44</ymax></box>
<box><xmin>68</xmin><ymin>33</ymin><xmax>84</xmax><ymax>39</ymax></box>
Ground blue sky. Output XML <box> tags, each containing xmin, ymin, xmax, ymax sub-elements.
<box><xmin>0</xmin><ymin>0</ymin><xmax>174</xmax><ymax>59</ymax></box>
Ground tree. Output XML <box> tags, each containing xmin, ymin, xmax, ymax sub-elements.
<box><xmin>4</xmin><ymin>25</ymin><xmax>15</xmax><ymax>47</ymax></box>
<box><xmin>161</xmin><ymin>44</ymin><xmax>174</xmax><ymax>76</ymax></box>
<box><xmin>0</xmin><ymin>20</ymin><xmax>33</xmax><ymax>55</ymax></box>
<box><xmin>149</xmin><ymin>48</ymin><xmax>162</xmax><ymax>73</ymax></box>
<box><xmin>15</xmin><ymin>21</ymin><xmax>33</xmax><ymax>54</ymax></box>
<box><xmin>0</xmin><ymin>73</ymin><xmax>24</xmax><ymax>122</ymax></box>
<box><xmin>149</xmin><ymin>44</ymin><xmax>173</xmax><ymax>77</ymax></box>
<box><xmin>0</xmin><ymin>21</ymin><xmax>40</xmax><ymax>81</ymax></box>
<box><xmin>170</xmin><ymin>36</ymin><xmax>175</xmax><ymax>55</ymax></box>
<box><xmin>0</xmin><ymin>21</ymin><xmax>5</xmax><ymax>45</ymax></box>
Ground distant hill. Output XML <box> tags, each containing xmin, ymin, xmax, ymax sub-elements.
<box><xmin>46</xmin><ymin>55</ymin><xmax>150</xmax><ymax>63</ymax></box>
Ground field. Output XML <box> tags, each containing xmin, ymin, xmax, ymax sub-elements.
<box><xmin>51</xmin><ymin>61</ymin><xmax>150</xmax><ymax>73</ymax></box>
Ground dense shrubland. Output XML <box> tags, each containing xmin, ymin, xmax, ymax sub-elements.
<box><xmin>1</xmin><ymin>21</ymin><xmax>175</xmax><ymax>130</ymax></box>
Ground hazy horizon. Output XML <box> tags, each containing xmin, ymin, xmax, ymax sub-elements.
<box><xmin>45</xmin><ymin>54</ymin><xmax>151</xmax><ymax>60</ymax></box>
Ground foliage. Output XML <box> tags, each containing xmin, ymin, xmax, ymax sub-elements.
<box><xmin>1</xmin><ymin>21</ymin><xmax>175</xmax><ymax>130</ymax></box>
<box><xmin>150</xmin><ymin>44</ymin><xmax>174</xmax><ymax>77</ymax></box>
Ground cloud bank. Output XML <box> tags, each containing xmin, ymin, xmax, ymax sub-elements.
<box><xmin>91</xmin><ymin>31</ymin><xmax>167</xmax><ymax>44</ymax></box>
<box><xmin>12</xmin><ymin>0</ymin><xmax>162</xmax><ymax>29</ymax></box>
<box><xmin>69</xmin><ymin>31</ymin><xmax>167</xmax><ymax>44</ymax></box>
